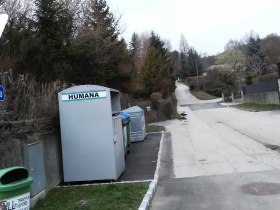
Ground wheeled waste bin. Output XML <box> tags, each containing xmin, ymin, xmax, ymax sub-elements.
<box><xmin>122</xmin><ymin>106</ymin><xmax>146</xmax><ymax>142</ymax></box>
<box><xmin>0</xmin><ymin>166</ymin><xmax>33</xmax><ymax>210</ymax></box>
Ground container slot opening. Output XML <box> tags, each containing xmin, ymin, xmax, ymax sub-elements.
<box><xmin>0</xmin><ymin>168</ymin><xmax>28</xmax><ymax>184</ymax></box>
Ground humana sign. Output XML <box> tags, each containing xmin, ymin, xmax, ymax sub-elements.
<box><xmin>62</xmin><ymin>90</ymin><xmax>107</xmax><ymax>102</ymax></box>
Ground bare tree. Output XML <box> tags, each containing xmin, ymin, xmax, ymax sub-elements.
<box><xmin>179</xmin><ymin>33</ymin><xmax>189</xmax><ymax>54</ymax></box>
<box><xmin>0</xmin><ymin>0</ymin><xmax>32</xmax><ymax>17</ymax></box>
<box><xmin>140</xmin><ymin>32</ymin><xmax>151</xmax><ymax>57</ymax></box>
<box><xmin>224</xmin><ymin>39</ymin><xmax>243</xmax><ymax>51</ymax></box>
<box><xmin>169</xmin><ymin>50</ymin><xmax>181</xmax><ymax>79</ymax></box>
<box><xmin>129</xmin><ymin>32</ymin><xmax>143</xmax><ymax>72</ymax></box>
<box><xmin>163</xmin><ymin>39</ymin><xmax>172</xmax><ymax>51</ymax></box>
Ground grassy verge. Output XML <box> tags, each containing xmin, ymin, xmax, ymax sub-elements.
<box><xmin>33</xmin><ymin>182</ymin><xmax>149</xmax><ymax>210</ymax></box>
<box><xmin>235</xmin><ymin>103</ymin><xmax>280</xmax><ymax>112</ymax></box>
<box><xmin>146</xmin><ymin>125</ymin><xmax>165</xmax><ymax>132</ymax></box>
<box><xmin>172</xmin><ymin>103</ymin><xmax>180</xmax><ymax>119</ymax></box>
<box><xmin>190</xmin><ymin>90</ymin><xmax>218</xmax><ymax>100</ymax></box>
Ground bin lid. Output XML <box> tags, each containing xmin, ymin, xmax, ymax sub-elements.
<box><xmin>120</xmin><ymin>112</ymin><xmax>130</xmax><ymax>120</ymax></box>
<box><xmin>0</xmin><ymin>166</ymin><xmax>33</xmax><ymax>192</ymax></box>
<box><xmin>122</xmin><ymin>106</ymin><xmax>143</xmax><ymax>113</ymax></box>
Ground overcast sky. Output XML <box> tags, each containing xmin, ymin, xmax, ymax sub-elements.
<box><xmin>107</xmin><ymin>0</ymin><xmax>280</xmax><ymax>56</ymax></box>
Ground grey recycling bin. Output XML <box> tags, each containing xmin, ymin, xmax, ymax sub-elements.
<box><xmin>122</xmin><ymin>106</ymin><xmax>146</xmax><ymax>142</ymax></box>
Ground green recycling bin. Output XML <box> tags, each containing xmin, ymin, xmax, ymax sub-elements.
<box><xmin>0</xmin><ymin>166</ymin><xmax>33</xmax><ymax>210</ymax></box>
<box><xmin>123</xmin><ymin>119</ymin><xmax>131</xmax><ymax>154</ymax></box>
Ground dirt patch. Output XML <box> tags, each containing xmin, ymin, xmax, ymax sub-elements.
<box><xmin>241</xmin><ymin>182</ymin><xmax>280</xmax><ymax>195</ymax></box>
<box><xmin>264</xmin><ymin>144</ymin><xmax>280</xmax><ymax>152</ymax></box>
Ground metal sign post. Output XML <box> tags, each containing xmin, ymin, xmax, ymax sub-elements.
<box><xmin>0</xmin><ymin>14</ymin><xmax>8</xmax><ymax>102</ymax></box>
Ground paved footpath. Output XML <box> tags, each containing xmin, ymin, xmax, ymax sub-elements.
<box><xmin>150</xmin><ymin>82</ymin><xmax>280</xmax><ymax>210</ymax></box>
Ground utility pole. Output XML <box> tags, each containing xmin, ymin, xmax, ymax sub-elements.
<box><xmin>195</xmin><ymin>58</ymin><xmax>200</xmax><ymax>90</ymax></box>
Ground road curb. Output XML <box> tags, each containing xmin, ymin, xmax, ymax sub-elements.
<box><xmin>138</xmin><ymin>131</ymin><xmax>164</xmax><ymax>210</ymax></box>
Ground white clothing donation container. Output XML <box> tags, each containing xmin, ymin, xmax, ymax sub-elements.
<box><xmin>58</xmin><ymin>85</ymin><xmax>125</xmax><ymax>182</ymax></box>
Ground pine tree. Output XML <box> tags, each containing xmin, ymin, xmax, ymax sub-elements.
<box><xmin>34</xmin><ymin>0</ymin><xmax>74</xmax><ymax>81</ymax></box>
<box><xmin>141</xmin><ymin>32</ymin><xmax>175</xmax><ymax>97</ymax></box>
<box><xmin>84</xmin><ymin>0</ymin><xmax>119</xmax><ymax>40</ymax></box>
<box><xmin>179</xmin><ymin>52</ymin><xmax>188</xmax><ymax>78</ymax></box>
<box><xmin>75</xmin><ymin>0</ymin><xmax>130</xmax><ymax>90</ymax></box>
<box><xmin>129</xmin><ymin>32</ymin><xmax>142</xmax><ymax>72</ymax></box>
<box><xmin>244</xmin><ymin>33</ymin><xmax>270</xmax><ymax>76</ymax></box>
<box><xmin>169</xmin><ymin>50</ymin><xmax>181</xmax><ymax>79</ymax></box>
<box><xmin>186</xmin><ymin>48</ymin><xmax>202</xmax><ymax>77</ymax></box>
<box><xmin>36</xmin><ymin>0</ymin><xmax>73</xmax><ymax>46</ymax></box>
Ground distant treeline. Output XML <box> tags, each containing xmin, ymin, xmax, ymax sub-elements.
<box><xmin>2</xmin><ymin>0</ymin><xmax>280</xmax><ymax>98</ymax></box>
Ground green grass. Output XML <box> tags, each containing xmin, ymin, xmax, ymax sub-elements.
<box><xmin>235</xmin><ymin>103</ymin><xmax>280</xmax><ymax>112</ymax></box>
<box><xmin>146</xmin><ymin>125</ymin><xmax>165</xmax><ymax>132</ymax></box>
<box><xmin>33</xmin><ymin>182</ymin><xmax>149</xmax><ymax>210</ymax></box>
<box><xmin>172</xmin><ymin>103</ymin><xmax>180</xmax><ymax>119</ymax></box>
<box><xmin>190</xmin><ymin>90</ymin><xmax>218</xmax><ymax>100</ymax></box>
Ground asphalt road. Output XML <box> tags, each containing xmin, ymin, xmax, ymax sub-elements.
<box><xmin>118</xmin><ymin>133</ymin><xmax>161</xmax><ymax>182</ymax></box>
<box><xmin>150</xmin><ymin>82</ymin><xmax>280</xmax><ymax>210</ymax></box>
<box><xmin>182</xmin><ymin>102</ymin><xmax>223</xmax><ymax>111</ymax></box>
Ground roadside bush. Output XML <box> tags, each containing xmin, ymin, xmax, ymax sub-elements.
<box><xmin>0</xmin><ymin>72</ymin><xmax>69</xmax><ymax>121</ymax></box>
<box><xmin>205</xmin><ymin>84</ymin><xmax>231</xmax><ymax>97</ymax></box>
<box><xmin>252</xmin><ymin>72</ymin><xmax>278</xmax><ymax>84</ymax></box>
<box><xmin>189</xmin><ymin>85</ymin><xmax>195</xmax><ymax>90</ymax></box>
<box><xmin>0</xmin><ymin>71</ymin><xmax>70</xmax><ymax>141</ymax></box>
<box><xmin>186</xmin><ymin>76</ymin><xmax>207</xmax><ymax>90</ymax></box>
<box><xmin>158</xmin><ymin>98</ymin><xmax>172</xmax><ymax>120</ymax></box>
<box><xmin>150</xmin><ymin>92</ymin><xmax>162</xmax><ymax>109</ymax></box>
<box><xmin>245</xmin><ymin>75</ymin><xmax>253</xmax><ymax>85</ymax></box>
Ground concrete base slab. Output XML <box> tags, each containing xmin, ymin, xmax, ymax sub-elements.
<box><xmin>118</xmin><ymin>133</ymin><xmax>161</xmax><ymax>182</ymax></box>
<box><xmin>30</xmin><ymin>189</ymin><xmax>47</xmax><ymax>208</ymax></box>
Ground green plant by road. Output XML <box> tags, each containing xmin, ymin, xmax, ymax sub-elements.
<box><xmin>190</xmin><ymin>90</ymin><xmax>218</xmax><ymax>100</ymax></box>
<box><xmin>146</xmin><ymin>125</ymin><xmax>165</xmax><ymax>132</ymax></box>
<box><xmin>235</xmin><ymin>103</ymin><xmax>280</xmax><ymax>112</ymax></box>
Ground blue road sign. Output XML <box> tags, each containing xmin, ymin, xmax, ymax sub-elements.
<box><xmin>0</xmin><ymin>85</ymin><xmax>5</xmax><ymax>102</ymax></box>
